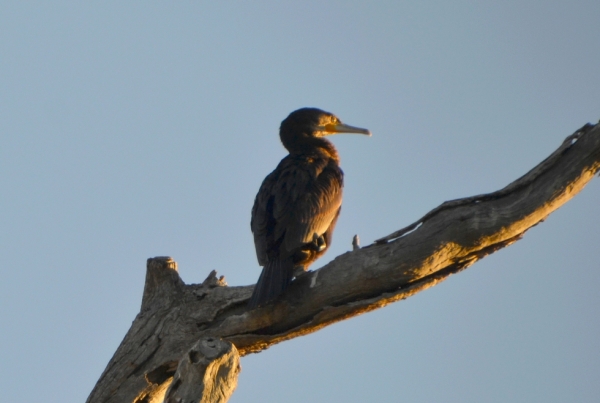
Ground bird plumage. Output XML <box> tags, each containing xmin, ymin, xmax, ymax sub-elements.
<box><xmin>249</xmin><ymin>108</ymin><xmax>369</xmax><ymax>308</ymax></box>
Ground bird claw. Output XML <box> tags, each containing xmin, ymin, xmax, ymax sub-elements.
<box><xmin>312</xmin><ymin>233</ymin><xmax>327</xmax><ymax>252</ymax></box>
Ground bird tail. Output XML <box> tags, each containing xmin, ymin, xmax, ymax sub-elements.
<box><xmin>248</xmin><ymin>258</ymin><xmax>295</xmax><ymax>308</ymax></box>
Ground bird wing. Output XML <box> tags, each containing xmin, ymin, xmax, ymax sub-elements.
<box><xmin>251</xmin><ymin>155</ymin><xmax>343</xmax><ymax>265</ymax></box>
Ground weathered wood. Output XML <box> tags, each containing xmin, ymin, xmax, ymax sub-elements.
<box><xmin>163</xmin><ymin>337</ymin><xmax>240</xmax><ymax>403</ymax></box>
<box><xmin>87</xmin><ymin>122</ymin><xmax>600</xmax><ymax>403</ymax></box>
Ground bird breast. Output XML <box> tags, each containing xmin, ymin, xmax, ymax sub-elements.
<box><xmin>251</xmin><ymin>153</ymin><xmax>343</xmax><ymax>263</ymax></box>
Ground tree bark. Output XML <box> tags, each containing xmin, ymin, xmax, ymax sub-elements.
<box><xmin>87</xmin><ymin>122</ymin><xmax>600</xmax><ymax>403</ymax></box>
<box><xmin>163</xmin><ymin>337</ymin><xmax>240</xmax><ymax>403</ymax></box>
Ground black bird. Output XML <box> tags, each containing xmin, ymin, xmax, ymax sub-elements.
<box><xmin>249</xmin><ymin>108</ymin><xmax>370</xmax><ymax>308</ymax></box>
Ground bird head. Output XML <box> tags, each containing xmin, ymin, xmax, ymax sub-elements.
<box><xmin>280</xmin><ymin>108</ymin><xmax>371</xmax><ymax>139</ymax></box>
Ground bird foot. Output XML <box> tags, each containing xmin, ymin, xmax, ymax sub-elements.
<box><xmin>311</xmin><ymin>233</ymin><xmax>327</xmax><ymax>252</ymax></box>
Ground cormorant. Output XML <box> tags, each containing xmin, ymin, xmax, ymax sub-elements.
<box><xmin>249</xmin><ymin>108</ymin><xmax>370</xmax><ymax>308</ymax></box>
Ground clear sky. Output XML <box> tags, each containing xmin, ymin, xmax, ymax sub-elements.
<box><xmin>1</xmin><ymin>2</ymin><xmax>599</xmax><ymax>402</ymax></box>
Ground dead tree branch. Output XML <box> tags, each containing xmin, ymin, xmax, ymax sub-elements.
<box><xmin>163</xmin><ymin>337</ymin><xmax>240</xmax><ymax>403</ymax></box>
<box><xmin>87</xmin><ymin>122</ymin><xmax>600</xmax><ymax>403</ymax></box>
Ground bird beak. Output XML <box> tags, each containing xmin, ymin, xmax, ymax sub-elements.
<box><xmin>322</xmin><ymin>123</ymin><xmax>372</xmax><ymax>137</ymax></box>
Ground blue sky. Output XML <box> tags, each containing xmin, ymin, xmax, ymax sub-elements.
<box><xmin>1</xmin><ymin>2</ymin><xmax>599</xmax><ymax>402</ymax></box>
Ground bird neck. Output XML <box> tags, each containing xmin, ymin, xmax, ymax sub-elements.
<box><xmin>281</xmin><ymin>134</ymin><xmax>340</xmax><ymax>162</ymax></box>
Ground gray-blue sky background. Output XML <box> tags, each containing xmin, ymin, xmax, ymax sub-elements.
<box><xmin>1</xmin><ymin>2</ymin><xmax>599</xmax><ymax>402</ymax></box>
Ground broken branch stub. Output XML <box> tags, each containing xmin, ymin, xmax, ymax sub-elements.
<box><xmin>164</xmin><ymin>337</ymin><xmax>240</xmax><ymax>403</ymax></box>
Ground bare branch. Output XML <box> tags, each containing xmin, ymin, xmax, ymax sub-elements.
<box><xmin>87</xmin><ymin>122</ymin><xmax>600</xmax><ymax>403</ymax></box>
